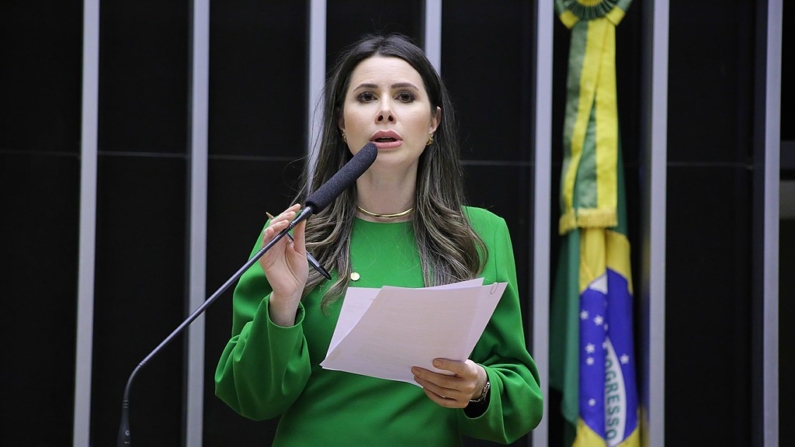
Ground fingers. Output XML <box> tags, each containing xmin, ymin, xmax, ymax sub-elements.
<box><xmin>420</xmin><ymin>387</ymin><xmax>462</xmax><ymax>408</ymax></box>
<box><xmin>412</xmin><ymin>371</ymin><xmax>461</xmax><ymax>407</ymax></box>
<box><xmin>291</xmin><ymin>218</ymin><xmax>306</xmax><ymax>254</ymax></box>
<box><xmin>432</xmin><ymin>358</ymin><xmax>466</xmax><ymax>375</ymax></box>
<box><xmin>259</xmin><ymin>204</ymin><xmax>309</xmax><ymax>304</ymax></box>
<box><xmin>260</xmin><ymin>205</ymin><xmax>309</xmax><ymax>282</ymax></box>
<box><xmin>412</xmin><ymin>360</ymin><xmax>483</xmax><ymax>409</ymax></box>
<box><xmin>267</xmin><ymin>204</ymin><xmax>301</xmax><ymax>227</ymax></box>
<box><xmin>263</xmin><ymin>204</ymin><xmax>302</xmax><ymax>243</ymax></box>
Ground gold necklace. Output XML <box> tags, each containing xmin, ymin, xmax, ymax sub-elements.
<box><xmin>356</xmin><ymin>205</ymin><xmax>414</xmax><ymax>219</ymax></box>
<box><xmin>352</xmin><ymin>205</ymin><xmax>412</xmax><ymax>281</ymax></box>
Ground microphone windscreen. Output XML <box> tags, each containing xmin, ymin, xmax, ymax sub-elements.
<box><xmin>305</xmin><ymin>142</ymin><xmax>377</xmax><ymax>212</ymax></box>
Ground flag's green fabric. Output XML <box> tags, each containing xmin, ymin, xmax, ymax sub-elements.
<box><xmin>549</xmin><ymin>1</ymin><xmax>639</xmax><ymax>446</ymax></box>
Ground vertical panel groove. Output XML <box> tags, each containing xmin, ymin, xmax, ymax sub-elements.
<box><xmin>640</xmin><ymin>1</ymin><xmax>668</xmax><ymax>446</ymax></box>
<box><xmin>73</xmin><ymin>1</ymin><xmax>100</xmax><ymax>446</ymax></box>
<box><xmin>762</xmin><ymin>1</ymin><xmax>781</xmax><ymax>445</ymax></box>
<box><xmin>531</xmin><ymin>0</ymin><xmax>554</xmax><ymax>445</ymax></box>
<box><xmin>423</xmin><ymin>0</ymin><xmax>442</xmax><ymax>73</ymax></box>
<box><xmin>308</xmin><ymin>0</ymin><xmax>326</xmax><ymax>168</ymax></box>
<box><xmin>186</xmin><ymin>0</ymin><xmax>210</xmax><ymax>445</ymax></box>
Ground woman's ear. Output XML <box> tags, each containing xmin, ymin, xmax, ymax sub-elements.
<box><xmin>430</xmin><ymin>106</ymin><xmax>441</xmax><ymax>133</ymax></box>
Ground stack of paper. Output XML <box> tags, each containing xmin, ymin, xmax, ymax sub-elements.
<box><xmin>320</xmin><ymin>278</ymin><xmax>507</xmax><ymax>386</ymax></box>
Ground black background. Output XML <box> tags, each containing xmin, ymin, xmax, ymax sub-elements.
<box><xmin>0</xmin><ymin>1</ymin><xmax>790</xmax><ymax>446</ymax></box>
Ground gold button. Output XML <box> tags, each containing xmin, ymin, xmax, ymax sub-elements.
<box><xmin>350</xmin><ymin>272</ymin><xmax>360</xmax><ymax>281</ymax></box>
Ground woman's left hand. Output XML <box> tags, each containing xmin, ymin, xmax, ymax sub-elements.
<box><xmin>412</xmin><ymin>359</ymin><xmax>488</xmax><ymax>408</ymax></box>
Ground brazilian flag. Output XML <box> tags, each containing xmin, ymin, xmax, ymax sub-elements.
<box><xmin>549</xmin><ymin>1</ymin><xmax>640</xmax><ymax>446</ymax></box>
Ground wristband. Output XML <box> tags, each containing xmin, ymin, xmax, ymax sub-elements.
<box><xmin>469</xmin><ymin>380</ymin><xmax>491</xmax><ymax>403</ymax></box>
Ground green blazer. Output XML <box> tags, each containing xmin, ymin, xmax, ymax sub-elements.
<box><xmin>215</xmin><ymin>207</ymin><xmax>543</xmax><ymax>446</ymax></box>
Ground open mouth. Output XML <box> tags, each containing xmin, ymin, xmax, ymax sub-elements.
<box><xmin>374</xmin><ymin>137</ymin><xmax>397</xmax><ymax>142</ymax></box>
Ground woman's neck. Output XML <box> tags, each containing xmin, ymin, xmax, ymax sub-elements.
<box><xmin>355</xmin><ymin>172</ymin><xmax>416</xmax><ymax>222</ymax></box>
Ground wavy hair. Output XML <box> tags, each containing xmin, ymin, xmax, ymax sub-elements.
<box><xmin>297</xmin><ymin>33</ymin><xmax>486</xmax><ymax>309</ymax></box>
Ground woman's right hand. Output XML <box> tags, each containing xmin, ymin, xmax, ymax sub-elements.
<box><xmin>259</xmin><ymin>204</ymin><xmax>308</xmax><ymax>326</ymax></box>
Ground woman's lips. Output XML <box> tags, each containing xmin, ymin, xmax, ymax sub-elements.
<box><xmin>370</xmin><ymin>131</ymin><xmax>402</xmax><ymax>149</ymax></box>
<box><xmin>370</xmin><ymin>138</ymin><xmax>402</xmax><ymax>149</ymax></box>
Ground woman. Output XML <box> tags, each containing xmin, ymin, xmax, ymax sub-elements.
<box><xmin>215</xmin><ymin>33</ymin><xmax>543</xmax><ymax>446</ymax></box>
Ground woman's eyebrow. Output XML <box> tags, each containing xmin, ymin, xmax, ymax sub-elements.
<box><xmin>352</xmin><ymin>82</ymin><xmax>420</xmax><ymax>90</ymax></box>
<box><xmin>390</xmin><ymin>82</ymin><xmax>419</xmax><ymax>90</ymax></box>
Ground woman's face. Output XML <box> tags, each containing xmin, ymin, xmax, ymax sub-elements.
<box><xmin>339</xmin><ymin>56</ymin><xmax>440</xmax><ymax>176</ymax></box>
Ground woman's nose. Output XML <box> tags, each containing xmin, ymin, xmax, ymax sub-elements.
<box><xmin>376</xmin><ymin>102</ymin><xmax>395</xmax><ymax>123</ymax></box>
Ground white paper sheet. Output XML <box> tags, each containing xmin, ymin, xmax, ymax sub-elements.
<box><xmin>320</xmin><ymin>279</ymin><xmax>507</xmax><ymax>386</ymax></box>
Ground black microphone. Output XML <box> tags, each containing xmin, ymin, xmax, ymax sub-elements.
<box><xmin>117</xmin><ymin>142</ymin><xmax>377</xmax><ymax>446</ymax></box>
<box><xmin>289</xmin><ymin>142</ymin><xmax>377</xmax><ymax>227</ymax></box>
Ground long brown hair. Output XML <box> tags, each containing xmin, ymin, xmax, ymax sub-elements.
<box><xmin>298</xmin><ymin>33</ymin><xmax>486</xmax><ymax>309</ymax></box>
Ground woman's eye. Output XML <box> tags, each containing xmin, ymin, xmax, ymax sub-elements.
<box><xmin>396</xmin><ymin>91</ymin><xmax>415</xmax><ymax>102</ymax></box>
<box><xmin>357</xmin><ymin>92</ymin><xmax>376</xmax><ymax>102</ymax></box>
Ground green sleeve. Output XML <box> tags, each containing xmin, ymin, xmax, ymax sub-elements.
<box><xmin>457</xmin><ymin>209</ymin><xmax>544</xmax><ymax>443</ymax></box>
<box><xmin>214</xmin><ymin>227</ymin><xmax>312</xmax><ymax>420</ymax></box>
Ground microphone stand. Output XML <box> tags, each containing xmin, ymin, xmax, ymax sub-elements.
<box><xmin>117</xmin><ymin>211</ymin><xmax>311</xmax><ymax>446</ymax></box>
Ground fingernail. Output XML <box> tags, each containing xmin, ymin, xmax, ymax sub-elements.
<box><xmin>433</xmin><ymin>359</ymin><xmax>441</xmax><ymax>367</ymax></box>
